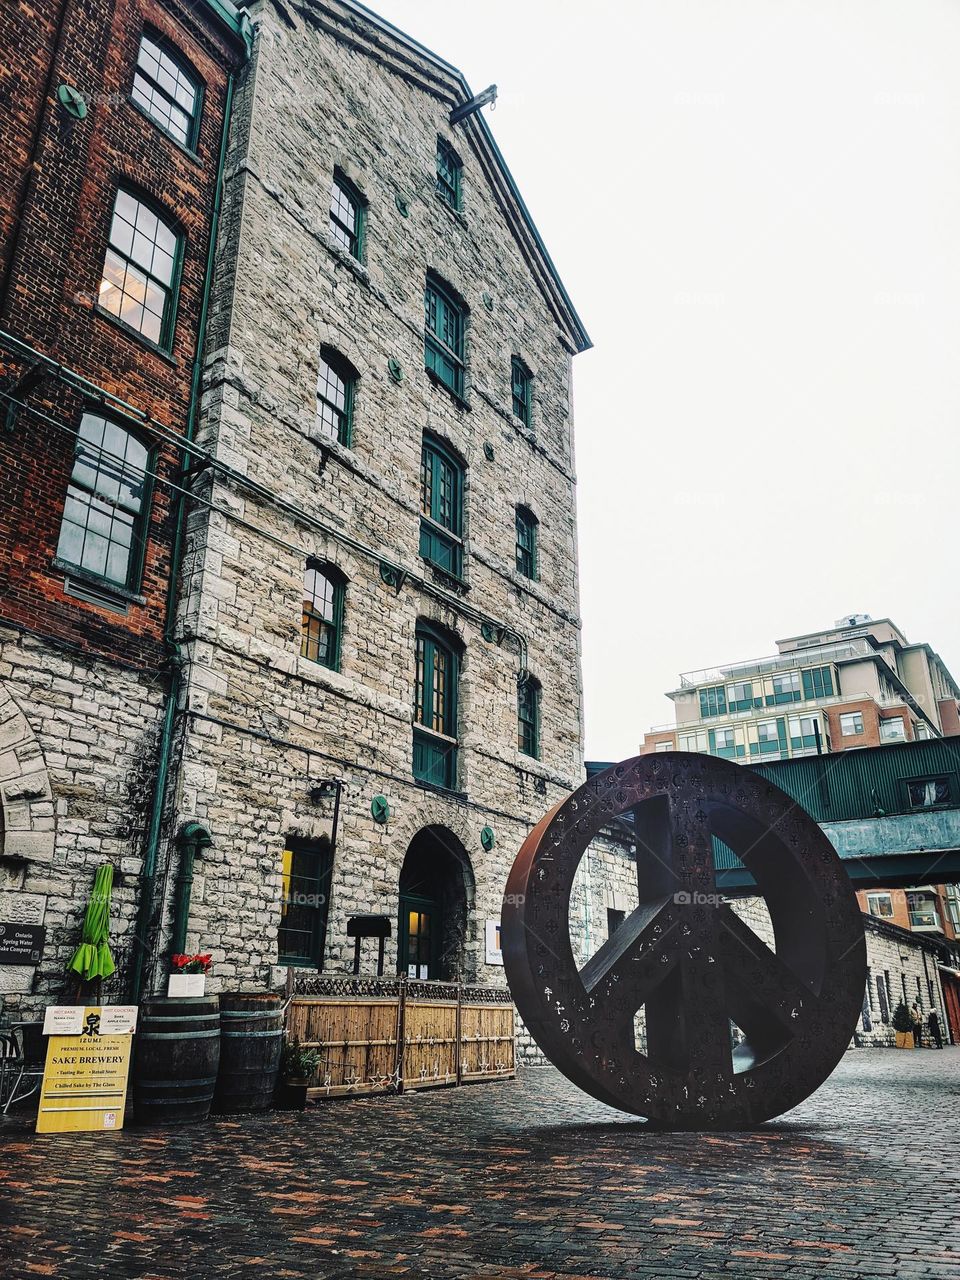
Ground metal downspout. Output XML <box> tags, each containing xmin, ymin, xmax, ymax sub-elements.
<box><xmin>129</xmin><ymin>71</ymin><xmax>237</xmax><ymax>1001</ymax></box>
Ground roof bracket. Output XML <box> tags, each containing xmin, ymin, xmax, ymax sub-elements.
<box><xmin>450</xmin><ymin>84</ymin><xmax>497</xmax><ymax>126</ymax></box>
<box><xmin>2</xmin><ymin>363</ymin><xmax>45</xmax><ymax>432</ymax></box>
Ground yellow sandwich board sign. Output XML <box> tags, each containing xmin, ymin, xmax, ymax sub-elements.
<box><xmin>36</xmin><ymin>1005</ymin><xmax>136</xmax><ymax>1134</ymax></box>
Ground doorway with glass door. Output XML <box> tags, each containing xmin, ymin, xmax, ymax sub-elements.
<box><xmin>397</xmin><ymin>826</ymin><xmax>472</xmax><ymax>982</ymax></box>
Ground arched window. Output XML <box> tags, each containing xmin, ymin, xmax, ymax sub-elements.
<box><xmin>132</xmin><ymin>33</ymin><xmax>202</xmax><ymax>149</ymax></box>
<box><xmin>424</xmin><ymin>273</ymin><xmax>466</xmax><ymax>398</ymax></box>
<box><xmin>515</xmin><ymin>505</ymin><xmax>538</xmax><ymax>580</ymax></box>
<box><xmin>419</xmin><ymin>434</ymin><xmax>464</xmax><ymax>579</ymax></box>
<box><xmin>56</xmin><ymin>412</ymin><xmax>151</xmax><ymax>589</ymax></box>
<box><xmin>511</xmin><ymin>356</ymin><xmax>532</xmax><ymax>426</ymax></box>
<box><xmin>518</xmin><ymin>675</ymin><xmax>541</xmax><ymax>759</ymax></box>
<box><xmin>436</xmin><ymin>136</ymin><xmax>462</xmax><ymax>209</ymax></box>
<box><xmin>329</xmin><ymin>171</ymin><xmax>365</xmax><ymax>259</ymax></box>
<box><xmin>413</xmin><ymin>622</ymin><xmax>460</xmax><ymax>789</ymax></box>
<box><xmin>99</xmin><ymin>188</ymin><xmax>182</xmax><ymax>350</ymax></box>
<box><xmin>301</xmin><ymin>561</ymin><xmax>344</xmax><ymax>670</ymax></box>
<box><xmin>316</xmin><ymin>349</ymin><xmax>355</xmax><ymax>446</ymax></box>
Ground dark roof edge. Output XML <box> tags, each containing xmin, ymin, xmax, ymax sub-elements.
<box><xmin>201</xmin><ymin>0</ymin><xmax>254</xmax><ymax>55</ymax></box>
<box><xmin>336</xmin><ymin>0</ymin><xmax>592</xmax><ymax>353</ymax></box>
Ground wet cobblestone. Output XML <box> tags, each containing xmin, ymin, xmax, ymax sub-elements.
<box><xmin>2</xmin><ymin>1048</ymin><xmax>959</xmax><ymax>1278</ymax></box>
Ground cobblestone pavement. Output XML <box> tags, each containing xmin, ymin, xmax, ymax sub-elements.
<box><xmin>2</xmin><ymin>1048</ymin><xmax>959</xmax><ymax>1279</ymax></box>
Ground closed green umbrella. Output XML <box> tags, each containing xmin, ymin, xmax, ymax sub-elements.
<box><xmin>67</xmin><ymin>863</ymin><xmax>116</xmax><ymax>981</ymax></box>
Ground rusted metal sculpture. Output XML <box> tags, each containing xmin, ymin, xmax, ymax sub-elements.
<box><xmin>502</xmin><ymin>753</ymin><xmax>866</xmax><ymax>1128</ymax></box>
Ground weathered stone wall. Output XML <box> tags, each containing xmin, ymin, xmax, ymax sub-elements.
<box><xmin>0</xmin><ymin>628</ymin><xmax>166</xmax><ymax>1015</ymax></box>
<box><xmin>160</xmin><ymin>0</ymin><xmax>587</xmax><ymax>991</ymax></box>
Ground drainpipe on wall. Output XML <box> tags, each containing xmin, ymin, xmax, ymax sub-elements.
<box><xmin>129</xmin><ymin>70</ymin><xmax>238</xmax><ymax>1002</ymax></box>
<box><xmin>170</xmin><ymin>822</ymin><xmax>213</xmax><ymax>955</ymax></box>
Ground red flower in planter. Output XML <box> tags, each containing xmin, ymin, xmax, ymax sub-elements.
<box><xmin>170</xmin><ymin>953</ymin><xmax>213</xmax><ymax>974</ymax></box>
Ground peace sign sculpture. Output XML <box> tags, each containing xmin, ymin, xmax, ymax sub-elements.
<box><xmin>502</xmin><ymin>753</ymin><xmax>866</xmax><ymax>1128</ymax></box>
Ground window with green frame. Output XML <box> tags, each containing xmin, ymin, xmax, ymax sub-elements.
<box><xmin>329</xmin><ymin>171</ymin><xmax>364</xmax><ymax>259</ymax></box>
<box><xmin>278</xmin><ymin>836</ymin><xmax>332</xmax><ymax>966</ymax></box>
<box><xmin>801</xmin><ymin>665</ymin><xmax>834</xmax><ymax>700</ymax></box>
<box><xmin>751</xmin><ymin>718</ymin><xmax>787</xmax><ymax>756</ymax></box>
<box><xmin>132</xmin><ymin>32</ymin><xmax>202</xmax><ymax>150</ymax></box>
<box><xmin>699</xmin><ymin>685</ymin><xmax>727</xmax><ymax>718</ymax></box>
<box><xmin>767</xmin><ymin>671</ymin><xmax>802</xmax><ymax>705</ymax></box>
<box><xmin>424</xmin><ymin>274</ymin><xmax>466</xmax><ymax>398</ymax></box>
<box><xmin>419</xmin><ymin>434</ymin><xmax>464</xmax><ymax>578</ymax></box>
<box><xmin>56</xmin><ymin>412</ymin><xmax>152</xmax><ymax>589</ymax></box>
<box><xmin>518</xmin><ymin>675</ymin><xmax>541</xmax><ymax>758</ymax></box>
<box><xmin>709</xmin><ymin>727</ymin><xmax>738</xmax><ymax>758</ymax></box>
<box><xmin>726</xmin><ymin>680</ymin><xmax>756</xmax><ymax>711</ymax></box>
<box><xmin>511</xmin><ymin>356</ymin><xmax>532</xmax><ymax>425</ymax></box>
<box><xmin>788</xmin><ymin>714</ymin><xmax>821</xmax><ymax>753</ymax></box>
<box><xmin>301</xmin><ymin>561</ymin><xmax>344</xmax><ymax>669</ymax></box>
<box><xmin>98</xmin><ymin>189</ymin><xmax>182</xmax><ymax>350</ymax></box>
<box><xmin>436</xmin><ymin>136</ymin><xmax>462</xmax><ymax>209</ymax></box>
<box><xmin>515</xmin><ymin>505</ymin><xmax>538</xmax><ymax>579</ymax></box>
<box><xmin>316</xmin><ymin>349</ymin><xmax>355</xmax><ymax>445</ymax></box>
<box><xmin>413</xmin><ymin>623</ymin><xmax>459</xmax><ymax>789</ymax></box>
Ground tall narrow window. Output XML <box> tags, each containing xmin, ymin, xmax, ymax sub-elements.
<box><xmin>278</xmin><ymin>836</ymin><xmax>332</xmax><ymax>967</ymax></box>
<box><xmin>329</xmin><ymin>172</ymin><xmax>364</xmax><ymax>259</ymax></box>
<box><xmin>56</xmin><ymin>412</ymin><xmax>151</xmax><ymax>588</ymax></box>
<box><xmin>132</xmin><ymin>33</ymin><xmax>201</xmax><ymax>149</ymax></box>
<box><xmin>511</xmin><ymin>357</ymin><xmax>532</xmax><ymax>426</ymax></box>
<box><xmin>301</xmin><ymin>561</ymin><xmax>344</xmax><ymax>669</ymax></box>
<box><xmin>316</xmin><ymin>349</ymin><xmax>355</xmax><ymax>445</ymax></box>
<box><xmin>99</xmin><ymin>189</ymin><xmax>181</xmax><ymax>349</ymax></box>
<box><xmin>424</xmin><ymin>275</ymin><xmax>466</xmax><ymax>398</ymax></box>
<box><xmin>413</xmin><ymin>623</ymin><xmax>459</xmax><ymax>789</ymax></box>
<box><xmin>436</xmin><ymin>137</ymin><xmax>462</xmax><ymax>209</ymax></box>
<box><xmin>419</xmin><ymin>435</ymin><xmax>464</xmax><ymax>579</ymax></box>
<box><xmin>518</xmin><ymin>676</ymin><xmax>541</xmax><ymax>759</ymax></box>
<box><xmin>515</xmin><ymin>506</ymin><xmax>538</xmax><ymax>579</ymax></box>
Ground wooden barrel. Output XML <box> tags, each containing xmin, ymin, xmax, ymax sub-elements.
<box><xmin>213</xmin><ymin>991</ymin><xmax>284</xmax><ymax>1113</ymax></box>
<box><xmin>133</xmin><ymin>995</ymin><xmax>220</xmax><ymax>1125</ymax></box>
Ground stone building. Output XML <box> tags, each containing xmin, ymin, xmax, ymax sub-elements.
<box><xmin>0</xmin><ymin>0</ymin><xmax>250</xmax><ymax>1013</ymax></box>
<box><xmin>143</xmin><ymin>0</ymin><xmax>591</xmax><ymax>995</ymax></box>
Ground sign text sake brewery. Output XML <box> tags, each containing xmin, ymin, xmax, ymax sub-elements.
<box><xmin>36</xmin><ymin>1005</ymin><xmax>137</xmax><ymax>1134</ymax></box>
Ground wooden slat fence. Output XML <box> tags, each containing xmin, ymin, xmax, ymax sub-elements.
<box><xmin>286</xmin><ymin>974</ymin><xmax>515</xmax><ymax>1100</ymax></box>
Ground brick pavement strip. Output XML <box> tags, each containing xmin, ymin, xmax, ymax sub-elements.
<box><xmin>1</xmin><ymin>1049</ymin><xmax>959</xmax><ymax>1279</ymax></box>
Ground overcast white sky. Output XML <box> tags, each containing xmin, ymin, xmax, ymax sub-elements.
<box><xmin>373</xmin><ymin>0</ymin><xmax>960</xmax><ymax>760</ymax></box>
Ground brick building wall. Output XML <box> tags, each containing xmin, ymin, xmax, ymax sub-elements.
<box><xmin>141</xmin><ymin>0</ymin><xmax>591</xmax><ymax>997</ymax></box>
<box><xmin>0</xmin><ymin>0</ymin><xmax>247</xmax><ymax>1013</ymax></box>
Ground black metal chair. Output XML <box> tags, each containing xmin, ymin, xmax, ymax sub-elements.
<box><xmin>2</xmin><ymin>1022</ymin><xmax>46</xmax><ymax>1114</ymax></box>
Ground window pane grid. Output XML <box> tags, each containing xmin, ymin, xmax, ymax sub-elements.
<box><xmin>134</xmin><ymin>36</ymin><xmax>199</xmax><ymax>147</ymax></box>
<box><xmin>99</xmin><ymin>191</ymin><xmax>179</xmax><ymax>348</ymax></box>
<box><xmin>424</xmin><ymin>281</ymin><xmax>465</xmax><ymax>396</ymax></box>
<box><xmin>300</xmin><ymin>563</ymin><xmax>341</xmax><ymax>668</ymax></box>
<box><xmin>515</xmin><ymin>508</ymin><xmax>537</xmax><ymax>578</ymax></box>
<box><xmin>330</xmin><ymin>178</ymin><xmax>361</xmax><ymax>257</ymax></box>
<box><xmin>56</xmin><ymin>414</ymin><xmax>149</xmax><ymax>587</ymax></box>
<box><xmin>316</xmin><ymin>354</ymin><xmax>352</xmax><ymax>444</ymax></box>
<box><xmin>436</xmin><ymin>138</ymin><xmax>461</xmax><ymax>208</ymax></box>
<box><xmin>511</xmin><ymin>358</ymin><xmax>531</xmax><ymax>425</ymax></box>
<box><xmin>518</xmin><ymin>680</ymin><xmax>540</xmax><ymax>757</ymax></box>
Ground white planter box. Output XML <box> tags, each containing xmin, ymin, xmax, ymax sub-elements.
<box><xmin>167</xmin><ymin>973</ymin><xmax>206</xmax><ymax>998</ymax></box>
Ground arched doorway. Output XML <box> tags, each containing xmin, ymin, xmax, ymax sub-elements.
<box><xmin>398</xmin><ymin>827</ymin><xmax>473</xmax><ymax>982</ymax></box>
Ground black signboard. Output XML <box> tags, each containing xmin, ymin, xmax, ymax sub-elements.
<box><xmin>0</xmin><ymin>922</ymin><xmax>46</xmax><ymax>965</ymax></box>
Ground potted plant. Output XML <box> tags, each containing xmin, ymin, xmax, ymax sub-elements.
<box><xmin>276</xmin><ymin>1037</ymin><xmax>320</xmax><ymax>1110</ymax></box>
<box><xmin>892</xmin><ymin>1000</ymin><xmax>915</xmax><ymax>1049</ymax></box>
<box><xmin>168</xmin><ymin>953</ymin><xmax>212</xmax><ymax>998</ymax></box>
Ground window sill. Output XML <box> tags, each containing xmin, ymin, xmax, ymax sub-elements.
<box><xmin>413</xmin><ymin>777</ymin><xmax>468</xmax><ymax>803</ymax></box>
<box><xmin>53</xmin><ymin>559</ymin><xmax>146</xmax><ymax>607</ymax></box>
<box><xmin>425</xmin><ymin>368</ymin><xmax>470</xmax><ymax>411</ymax></box>
<box><xmin>94</xmin><ymin>305</ymin><xmax>178</xmax><ymax>364</ymax></box>
<box><xmin>423</xmin><ymin>561</ymin><xmax>469</xmax><ymax>594</ymax></box>
<box><xmin>127</xmin><ymin>97</ymin><xmax>202</xmax><ymax>164</ymax></box>
<box><xmin>325</xmin><ymin>237</ymin><xmax>370</xmax><ymax>283</ymax></box>
<box><xmin>434</xmin><ymin>190</ymin><xmax>467</xmax><ymax>227</ymax></box>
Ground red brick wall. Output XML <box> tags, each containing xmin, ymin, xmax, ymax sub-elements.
<box><xmin>0</xmin><ymin>0</ymin><xmax>243</xmax><ymax>666</ymax></box>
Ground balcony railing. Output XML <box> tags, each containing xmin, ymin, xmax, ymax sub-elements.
<box><xmin>675</xmin><ymin>638</ymin><xmax>878</xmax><ymax>690</ymax></box>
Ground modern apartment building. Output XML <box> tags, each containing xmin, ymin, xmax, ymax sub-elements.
<box><xmin>642</xmin><ymin>614</ymin><xmax>960</xmax><ymax>764</ymax></box>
